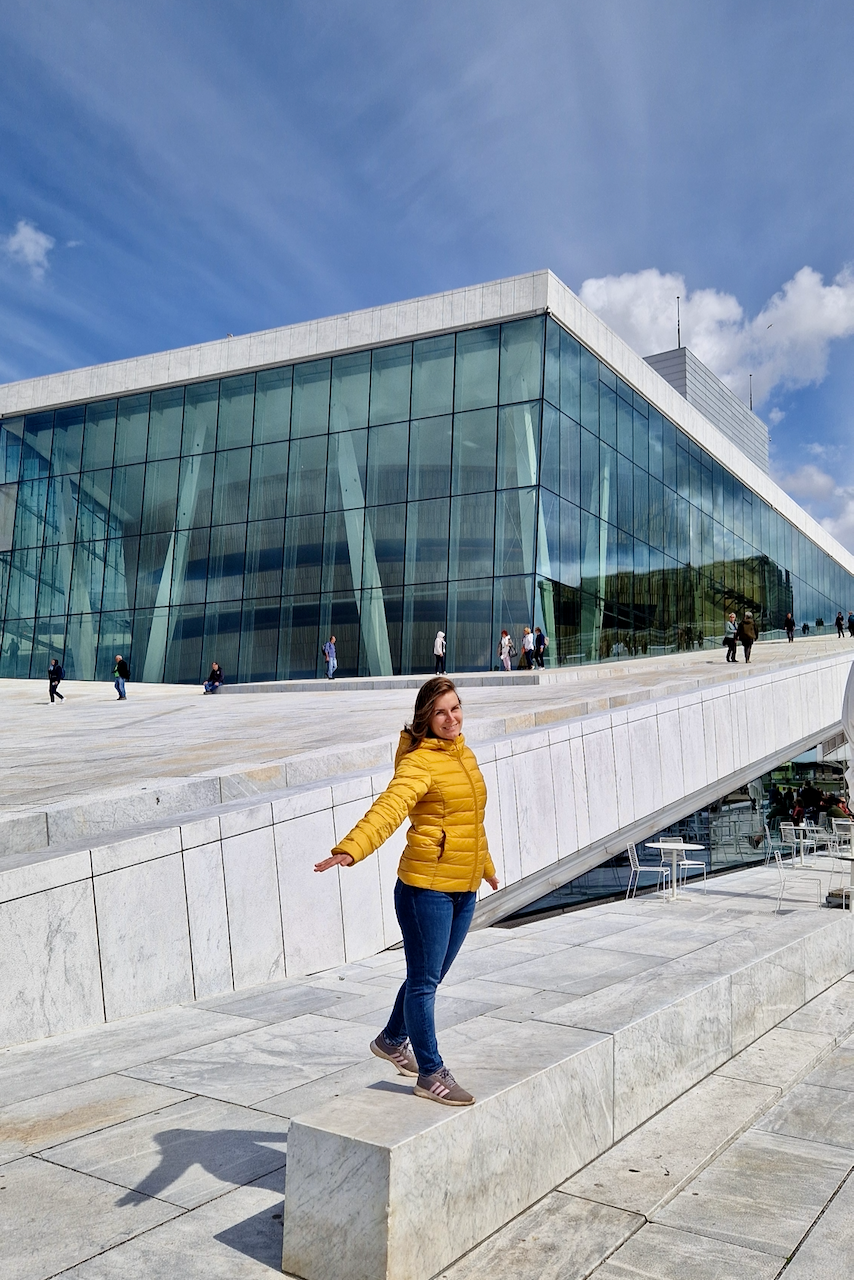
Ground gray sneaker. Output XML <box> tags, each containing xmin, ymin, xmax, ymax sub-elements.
<box><xmin>414</xmin><ymin>1067</ymin><xmax>474</xmax><ymax>1106</ymax></box>
<box><xmin>370</xmin><ymin>1032</ymin><xmax>419</xmax><ymax>1077</ymax></box>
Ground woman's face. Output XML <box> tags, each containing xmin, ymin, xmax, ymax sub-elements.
<box><xmin>429</xmin><ymin>690</ymin><xmax>463</xmax><ymax>740</ymax></box>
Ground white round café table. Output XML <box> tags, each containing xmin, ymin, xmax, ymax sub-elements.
<box><xmin>644</xmin><ymin>841</ymin><xmax>706</xmax><ymax>901</ymax></box>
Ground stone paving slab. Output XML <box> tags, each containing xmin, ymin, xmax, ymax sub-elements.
<box><xmin>588</xmin><ymin>1222</ymin><xmax>781</xmax><ymax>1280</ymax></box>
<box><xmin>653</xmin><ymin>1129</ymin><xmax>854</xmax><ymax>1258</ymax></box>
<box><xmin>775</xmin><ymin>1172</ymin><xmax>854</xmax><ymax>1278</ymax></box>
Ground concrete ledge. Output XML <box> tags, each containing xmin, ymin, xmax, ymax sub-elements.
<box><xmin>280</xmin><ymin>913</ymin><xmax>854</xmax><ymax>1280</ymax></box>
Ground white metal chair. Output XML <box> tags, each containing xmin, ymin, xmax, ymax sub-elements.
<box><xmin>626</xmin><ymin>842</ymin><xmax>670</xmax><ymax>899</ymax></box>
<box><xmin>832</xmin><ymin>818</ymin><xmax>853</xmax><ymax>852</ymax></box>
<box><xmin>780</xmin><ymin>822</ymin><xmax>815</xmax><ymax>866</ymax></box>
<box><xmin>773</xmin><ymin>850</ymin><xmax>823</xmax><ymax>913</ymax></box>
<box><xmin>763</xmin><ymin>822</ymin><xmax>783</xmax><ymax>866</ymax></box>
<box><xmin>654</xmin><ymin>836</ymin><xmax>707</xmax><ymax>892</ymax></box>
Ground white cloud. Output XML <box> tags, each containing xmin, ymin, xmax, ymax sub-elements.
<box><xmin>2</xmin><ymin>219</ymin><xmax>56</xmax><ymax>280</ymax></box>
<box><xmin>776</xmin><ymin>458</ymin><xmax>854</xmax><ymax>555</ymax></box>
<box><xmin>578</xmin><ymin>265</ymin><xmax>854</xmax><ymax>410</ymax></box>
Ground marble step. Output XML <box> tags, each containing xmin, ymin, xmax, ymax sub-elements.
<box><xmin>280</xmin><ymin>914</ymin><xmax>854</xmax><ymax>1280</ymax></box>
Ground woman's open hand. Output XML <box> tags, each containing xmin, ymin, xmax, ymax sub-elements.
<box><xmin>314</xmin><ymin>852</ymin><xmax>355</xmax><ymax>873</ymax></box>
<box><xmin>485</xmin><ymin>875</ymin><xmax>500</xmax><ymax>891</ymax></box>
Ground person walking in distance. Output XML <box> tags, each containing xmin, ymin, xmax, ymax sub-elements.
<box><xmin>113</xmin><ymin>655</ymin><xmax>130</xmax><ymax>700</ymax></box>
<box><xmin>724</xmin><ymin>613</ymin><xmax>738</xmax><ymax>662</ymax></box>
<box><xmin>315</xmin><ymin>678</ymin><xmax>499</xmax><ymax>1106</ymax></box>
<box><xmin>321</xmin><ymin>635</ymin><xmax>337</xmax><ymax>679</ymax></box>
<box><xmin>433</xmin><ymin>630</ymin><xmax>446</xmax><ymax>675</ymax></box>
<box><xmin>497</xmin><ymin>629</ymin><xmax>515</xmax><ymax>672</ymax></box>
<box><xmin>785</xmin><ymin>613</ymin><xmax>796</xmax><ymax>643</ymax></box>
<box><xmin>847</xmin><ymin>611</ymin><xmax>854</xmax><ymax>639</ymax></box>
<box><xmin>521</xmin><ymin>626</ymin><xmax>535</xmax><ymax>670</ymax></box>
<box><xmin>534</xmin><ymin>626</ymin><xmax>548</xmax><ymax>668</ymax></box>
<box><xmin>48</xmin><ymin>658</ymin><xmax>64</xmax><ymax>702</ymax></box>
<box><xmin>836</xmin><ymin>611</ymin><xmax>845</xmax><ymax>638</ymax></box>
<box><xmin>737</xmin><ymin>611</ymin><xmax>757</xmax><ymax>663</ymax></box>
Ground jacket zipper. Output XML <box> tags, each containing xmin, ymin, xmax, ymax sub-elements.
<box><xmin>456</xmin><ymin>739</ymin><xmax>482</xmax><ymax>892</ymax></box>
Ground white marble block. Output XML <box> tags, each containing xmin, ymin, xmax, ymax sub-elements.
<box><xmin>282</xmin><ymin>1023</ymin><xmax>612</xmax><ymax>1280</ymax></box>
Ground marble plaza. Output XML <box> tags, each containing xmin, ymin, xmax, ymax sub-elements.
<box><xmin>3</xmin><ymin>866</ymin><xmax>854</xmax><ymax>1280</ymax></box>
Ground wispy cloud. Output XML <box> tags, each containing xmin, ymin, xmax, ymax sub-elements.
<box><xmin>578</xmin><ymin>266</ymin><xmax>854</xmax><ymax>411</ymax></box>
<box><xmin>2</xmin><ymin>219</ymin><xmax>56</xmax><ymax>280</ymax></box>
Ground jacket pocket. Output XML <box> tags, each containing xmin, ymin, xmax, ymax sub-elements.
<box><xmin>436</xmin><ymin>830</ymin><xmax>447</xmax><ymax>861</ymax></box>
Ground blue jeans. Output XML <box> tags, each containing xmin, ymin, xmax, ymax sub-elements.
<box><xmin>114</xmin><ymin>676</ymin><xmax>126</xmax><ymax>698</ymax></box>
<box><xmin>384</xmin><ymin>880</ymin><xmax>476</xmax><ymax>1077</ymax></box>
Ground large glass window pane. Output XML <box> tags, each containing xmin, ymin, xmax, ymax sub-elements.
<box><xmin>617</xmin><ymin>394</ymin><xmax>633</xmax><ymax>458</ymax></box>
<box><xmin>560</xmin><ymin>328</ymin><xmax>581</xmax><ymax>420</ymax></box>
<box><xmin>322</xmin><ymin>507</ymin><xmax>363</xmax><ymax>594</ymax></box>
<box><xmin>617</xmin><ymin>453</ymin><xmax>633</xmax><ymax>533</ymax></box>
<box><xmin>405</xmin><ymin>497</ymin><xmax>449</xmax><ymax>585</ymax></box>
<box><xmin>561</xmin><ymin>414</ymin><xmax>581</xmax><ymax>507</ymax></box>
<box><xmin>648</xmin><ymin>408</ymin><xmax>663</xmax><ymax>480</ymax></box>
<box><xmin>283</xmin><ymin>513</ymin><xmax>323</xmax><ymax>596</ymax></box>
<box><xmin>249</xmin><ymin>441</ymin><xmax>290</xmax><ymax>521</ymax></box>
<box><xmin>633</xmin><ymin>466</ymin><xmax>649</xmax><ymax>543</ymax></box>
<box><xmin>141</xmin><ymin>458</ymin><xmax>180</xmax><ymax>535</ymax></box>
<box><xmin>135</xmin><ymin>533</ymin><xmax>173</xmax><ymax>609</ymax></box>
<box><xmin>454</xmin><ymin>327</ymin><xmax>499</xmax><ymax>412</ymax></box>
<box><xmin>211</xmin><ymin>448</ymin><xmax>251</xmax><ymax>526</ymax></box>
<box><xmin>580</xmin><ymin>351</ymin><xmax>599</xmax><ymax>433</ymax></box>
<box><xmin>599</xmin><ymin>384</ymin><xmax>617</xmax><ymax>449</ymax></box>
<box><xmin>182</xmin><ymin>383</ymin><xmax>218</xmax><ymax>456</ymax></box>
<box><xmin>44</xmin><ymin>473</ymin><xmax>79</xmax><ymax>545</ymax></box>
<box><xmin>254</xmin><ymin>367</ymin><xmax>292</xmax><ymax>444</ymax></box>
<box><xmin>206</xmin><ymin>523</ymin><xmax>246</xmax><ymax>602</ymax></box>
<box><xmin>330</xmin><ymin>351</ymin><xmax>370</xmax><ymax>432</ymax></box>
<box><xmin>409</xmin><ymin>416</ymin><xmax>451</xmax><ymax>501</ymax></box>
<box><xmin>163</xmin><ymin>605</ymin><xmax>204</xmax><ymax>683</ymax></box>
<box><xmin>51</xmin><ymin>406</ymin><xmax>84</xmax><ymax>475</ymax></box>
<box><xmin>218</xmin><ymin>375</ymin><xmax>255</xmax><ymax>450</ymax></box>
<box><xmin>278</xmin><ymin>594</ymin><xmax>320</xmax><ymax>679</ymax></box>
<box><xmin>202</xmin><ymin>601</ymin><xmax>241</xmax><ymax>682</ymax></box>
<box><xmin>401</xmin><ymin>582</ymin><xmax>448</xmax><ymax>675</ymax></box>
<box><xmin>633</xmin><ymin>408</ymin><xmax>649</xmax><ymax>472</ymax></box>
<box><xmin>580</xmin><ymin>428</ymin><xmax>599</xmax><ymax>516</ymax></box>
<box><xmin>367</xmin><ymin>422</ymin><xmax>408</xmax><ymax>506</ymax></box>
<box><xmin>245</xmin><ymin>519</ymin><xmax>284</xmax><ymax>599</ymax></box>
<box><xmin>561</xmin><ymin>498</ymin><xmax>582</xmax><ymax>589</ymax></box>
<box><xmin>22</xmin><ymin>413</ymin><xmax>53</xmax><ymax>480</ymax></box>
<box><xmin>499</xmin><ymin>316</ymin><xmax>543</xmax><ymax>404</ymax></box>
<box><xmin>537</xmin><ymin>489</ymin><xmax>561</xmax><ymax>583</ymax></box>
<box><xmin>495</xmin><ymin>487</ymin><xmax>536</xmax><ymax>577</ymax></box>
<box><xmin>662</xmin><ymin>419</ymin><xmax>677</xmax><ymax>490</ymax></box>
<box><xmin>171</xmin><ymin>525</ymin><xmax>209</xmax><ymax>606</ymax></box>
<box><xmin>37</xmin><ymin>542</ymin><xmax>73</xmax><ymax>617</ymax></box>
<box><xmin>110</xmin><ymin>465</ymin><xmax>145</xmax><ymax>537</ymax></box>
<box><xmin>1</xmin><ymin>419</ymin><xmax>23</xmax><ymax>484</ymax></box>
<box><xmin>114</xmin><ymin>395</ymin><xmax>149</xmax><ymax>467</ymax></box>
<box><xmin>498</xmin><ymin>403</ymin><xmax>540</xmax><ymax>489</ymax></box>
<box><xmin>176</xmin><ymin>452</ymin><xmax>214</xmax><ymax>529</ymax></box>
<box><xmin>370</xmin><ymin>344</ymin><xmax>412</xmax><ymax>426</ymax></box>
<box><xmin>237</xmin><ymin>599</ymin><xmax>280</xmax><ymax>681</ymax></box>
<box><xmin>148</xmin><ymin>387</ymin><xmax>184</xmax><ymax>461</ymax></box>
<box><xmin>449</xmin><ymin>492</ymin><xmax>495</xmax><ymax>581</ymax></box>
<box><xmin>544</xmin><ymin>318</ymin><xmax>561</xmax><ymax>409</ymax></box>
<box><xmin>444</xmin><ymin>577</ymin><xmax>492</xmax><ymax>671</ymax></box>
<box><xmin>451</xmin><ymin>408</ymin><xmax>497</xmax><ymax>495</ymax></box>
<box><xmin>291</xmin><ymin>359</ymin><xmax>331</xmax><ymax>438</ymax></box>
<box><xmin>411</xmin><ymin>334</ymin><xmax>454</xmax><ymax>418</ymax></box>
<box><xmin>326</xmin><ymin>430</ymin><xmax>367</xmax><ymax>512</ymax></box>
<box><xmin>540</xmin><ymin>403</ymin><xmax>560</xmax><ymax>496</ymax></box>
<box><xmin>82</xmin><ymin>401</ymin><xmax>117</xmax><ymax>472</ymax></box>
<box><xmin>493</xmin><ymin>575</ymin><xmax>534</xmax><ymax>652</ymax></box>
<box><xmin>15</xmin><ymin>478</ymin><xmax>49</xmax><ymax>545</ymax></box>
<box><xmin>363</xmin><ymin>503</ymin><xmax>406</xmax><ymax>589</ymax></box>
<box><xmin>287</xmin><ymin>435</ymin><xmax>327</xmax><ymax>516</ymax></box>
<box><xmin>76</xmin><ymin>472</ymin><xmax>112</xmax><ymax>542</ymax></box>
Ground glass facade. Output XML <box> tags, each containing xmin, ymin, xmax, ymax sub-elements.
<box><xmin>1</xmin><ymin>314</ymin><xmax>852</xmax><ymax>683</ymax></box>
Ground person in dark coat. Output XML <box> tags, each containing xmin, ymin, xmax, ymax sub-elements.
<box><xmin>113</xmin><ymin>655</ymin><xmax>130</xmax><ymax>699</ymax></box>
<box><xmin>848</xmin><ymin>612</ymin><xmax>854</xmax><ymax>638</ymax></box>
<box><xmin>737</xmin><ymin>611</ymin><xmax>758</xmax><ymax>663</ymax></box>
<box><xmin>203</xmin><ymin>662</ymin><xmax>224</xmax><ymax>694</ymax></box>
<box><xmin>48</xmin><ymin>658</ymin><xmax>64</xmax><ymax>702</ymax></box>
<box><xmin>784</xmin><ymin>613</ymin><xmax>795</xmax><ymax>643</ymax></box>
<box><xmin>836</xmin><ymin>611</ymin><xmax>845</xmax><ymax>638</ymax></box>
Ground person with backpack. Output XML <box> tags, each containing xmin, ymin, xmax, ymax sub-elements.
<box><xmin>48</xmin><ymin>658</ymin><xmax>64</xmax><ymax>702</ymax></box>
<box><xmin>497</xmin><ymin>629</ymin><xmax>516</xmax><ymax>672</ymax></box>
<box><xmin>113</xmin><ymin>655</ymin><xmax>130</xmax><ymax>700</ymax></box>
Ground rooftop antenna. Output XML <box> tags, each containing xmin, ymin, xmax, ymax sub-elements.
<box><xmin>676</xmin><ymin>296</ymin><xmax>681</xmax><ymax>349</ymax></box>
<box><xmin>749</xmin><ymin>373</ymin><xmax>753</xmax><ymax>411</ymax></box>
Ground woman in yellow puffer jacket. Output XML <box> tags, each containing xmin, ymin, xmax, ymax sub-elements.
<box><xmin>315</xmin><ymin>677</ymin><xmax>499</xmax><ymax>1106</ymax></box>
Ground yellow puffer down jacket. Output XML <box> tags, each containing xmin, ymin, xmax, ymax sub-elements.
<box><xmin>332</xmin><ymin>731</ymin><xmax>496</xmax><ymax>892</ymax></box>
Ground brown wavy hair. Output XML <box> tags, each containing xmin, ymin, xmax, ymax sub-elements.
<box><xmin>402</xmin><ymin>677</ymin><xmax>460</xmax><ymax>753</ymax></box>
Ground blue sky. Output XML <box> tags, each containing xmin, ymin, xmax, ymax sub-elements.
<box><xmin>3</xmin><ymin>2</ymin><xmax>854</xmax><ymax>542</ymax></box>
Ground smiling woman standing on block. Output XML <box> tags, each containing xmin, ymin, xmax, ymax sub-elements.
<box><xmin>315</xmin><ymin>677</ymin><xmax>499</xmax><ymax>1107</ymax></box>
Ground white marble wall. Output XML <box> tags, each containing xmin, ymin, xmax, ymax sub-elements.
<box><xmin>0</xmin><ymin>653</ymin><xmax>850</xmax><ymax>1049</ymax></box>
